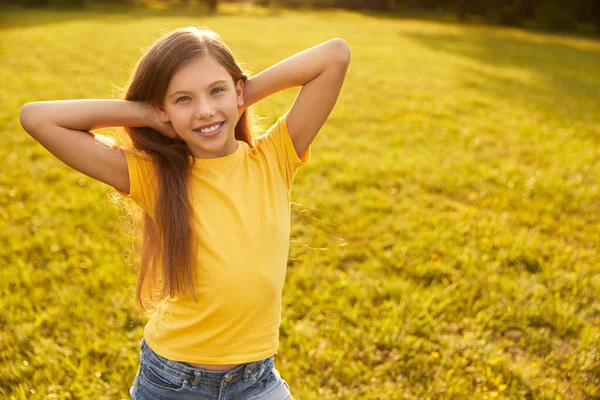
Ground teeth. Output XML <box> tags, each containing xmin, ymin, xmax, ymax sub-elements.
<box><xmin>199</xmin><ymin>122</ymin><xmax>221</xmax><ymax>133</ymax></box>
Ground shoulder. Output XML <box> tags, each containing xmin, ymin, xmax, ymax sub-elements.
<box><xmin>121</xmin><ymin>146</ymin><xmax>157</xmax><ymax>174</ymax></box>
<box><xmin>118</xmin><ymin>146</ymin><xmax>159</xmax><ymax>214</ymax></box>
<box><xmin>254</xmin><ymin>114</ymin><xmax>286</xmax><ymax>143</ymax></box>
<box><xmin>252</xmin><ymin>114</ymin><xmax>310</xmax><ymax>187</ymax></box>
<box><xmin>253</xmin><ymin>114</ymin><xmax>295</xmax><ymax>160</ymax></box>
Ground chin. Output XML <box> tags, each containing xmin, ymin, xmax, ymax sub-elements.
<box><xmin>191</xmin><ymin>137</ymin><xmax>234</xmax><ymax>158</ymax></box>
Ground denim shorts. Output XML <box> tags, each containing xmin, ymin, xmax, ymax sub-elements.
<box><xmin>129</xmin><ymin>337</ymin><xmax>292</xmax><ymax>400</ymax></box>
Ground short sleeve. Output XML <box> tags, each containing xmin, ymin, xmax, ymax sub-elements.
<box><xmin>117</xmin><ymin>147</ymin><xmax>159</xmax><ymax>217</ymax></box>
<box><xmin>254</xmin><ymin>113</ymin><xmax>310</xmax><ymax>189</ymax></box>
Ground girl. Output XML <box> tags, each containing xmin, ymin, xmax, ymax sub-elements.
<box><xmin>19</xmin><ymin>27</ymin><xmax>350</xmax><ymax>399</ymax></box>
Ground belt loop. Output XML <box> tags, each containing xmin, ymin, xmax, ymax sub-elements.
<box><xmin>192</xmin><ymin>370</ymin><xmax>202</xmax><ymax>387</ymax></box>
<box><xmin>243</xmin><ymin>359</ymin><xmax>266</xmax><ymax>382</ymax></box>
<box><xmin>243</xmin><ymin>362</ymin><xmax>253</xmax><ymax>381</ymax></box>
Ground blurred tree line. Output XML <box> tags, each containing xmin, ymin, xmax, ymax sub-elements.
<box><xmin>1</xmin><ymin>0</ymin><xmax>221</xmax><ymax>12</ymax></box>
<box><xmin>2</xmin><ymin>0</ymin><xmax>598</xmax><ymax>32</ymax></box>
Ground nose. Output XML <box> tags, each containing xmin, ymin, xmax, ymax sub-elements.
<box><xmin>194</xmin><ymin>99</ymin><xmax>215</xmax><ymax>119</ymax></box>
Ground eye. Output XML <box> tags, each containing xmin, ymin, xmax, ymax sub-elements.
<box><xmin>211</xmin><ymin>87</ymin><xmax>224</xmax><ymax>95</ymax></box>
<box><xmin>176</xmin><ymin>96</ymin><xmax>191</xmax><ymax>103</ymax></box>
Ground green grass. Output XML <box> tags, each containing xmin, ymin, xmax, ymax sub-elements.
<box><xmin>1</xmin><ymin>3</ymin><xmax>599</xmax><ymax>399</ymax></box>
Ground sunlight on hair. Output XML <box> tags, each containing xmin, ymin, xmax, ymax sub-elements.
<box><xmin>289</xmin><ymin>196</ymin><xmax>347</xmax><ymax>253</ymax></box>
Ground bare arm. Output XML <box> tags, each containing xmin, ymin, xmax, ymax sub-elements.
<box><xmin>19</xmin><ymin>100</ymin><xmax>173</xmax><ymax>194</ymax></box>
<box><xmin>242</xmin><ymin>38</ymin><xmax>351</xmax><ymax>157</ymax></box>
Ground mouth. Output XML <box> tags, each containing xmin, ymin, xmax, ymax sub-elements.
<box><xmin>193</xmin><ymin>121</ymin><xmax>224</xmax><ymax>138</ymax></box>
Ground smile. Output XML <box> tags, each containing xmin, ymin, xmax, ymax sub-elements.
<box><xmin>193</xmin><ymin>122</ymin><xmax>224</xmax><ymax>137</ymax></box>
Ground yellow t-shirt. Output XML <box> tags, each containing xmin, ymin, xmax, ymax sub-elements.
<box><xmin>122</xmin><ymin>113</ymin><xmax>310</xmax><ymax>364</ymax></box>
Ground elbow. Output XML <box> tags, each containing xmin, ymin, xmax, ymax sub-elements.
<box><xmin>329</xmin><ymin>38</ymin><xmax>351</xmax><ymax>65</ymax></box>
<box><xmin>20</xmin><ymin>102</ymin><xmax>36</xmax><ymax>133</ymax></box>
<box><xmin>20</xmin><ymin>102</ymin><xmax>43</xmax><ymax>134</ymax></box>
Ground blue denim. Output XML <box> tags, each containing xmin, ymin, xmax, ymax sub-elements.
<box><xmin>129</xmin><ymin>337</ymin><xmax>292</xmax><ymax>400</ymax></box>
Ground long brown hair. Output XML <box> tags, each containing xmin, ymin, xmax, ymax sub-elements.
<box><xmin>123</xmin><ymin>27</ymin><xmax>253</xmax><ymax>314</ymax></box>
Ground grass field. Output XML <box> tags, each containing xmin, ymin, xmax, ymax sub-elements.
<box><xmin>1</xmin><ymin>3</ymin><xmax>599</xmax><ymax>399</ymax></box>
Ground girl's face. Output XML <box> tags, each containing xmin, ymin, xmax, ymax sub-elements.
<box><xmin>157</xmin><ymin>55</ymin><xmax>244</xmax><ymax>159</ymax></box>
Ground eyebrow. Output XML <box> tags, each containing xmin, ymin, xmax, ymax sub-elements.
<box><xmin>168</xmin><ymin>80</ymin><xmax>229</xmax><ymax>98</ymax></box>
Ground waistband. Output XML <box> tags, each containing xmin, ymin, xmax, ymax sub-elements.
<box><xmin>139</xmin><ymin>337</ymin><xmax>273</xmax><ymax>386</ymax></box>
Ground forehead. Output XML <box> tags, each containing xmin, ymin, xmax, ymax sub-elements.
<box><xmin>168</xmin><ymin>55</ymin><xmax>232</xmax><ymax>91</ymax></box>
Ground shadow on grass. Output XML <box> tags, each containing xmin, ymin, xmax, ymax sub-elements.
<box><xmin>401</xmin><ymin>30</ymin><xmax>600</xmax><ymax>110</ymax></box>
<box><xmin>402</xmin><ymin>30</ymin><xmax>599</xmax><ymax>69</ymax></box>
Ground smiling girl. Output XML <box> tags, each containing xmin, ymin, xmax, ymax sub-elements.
<box><xmin>19</xmin><ymin>27</ymin><xmax>350</xmax><ymax>399</ymax></box>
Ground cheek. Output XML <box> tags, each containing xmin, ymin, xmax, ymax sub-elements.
<box><xmin>168</xmin><ymin>109</ymin><xmax>190</xmax><ymax>125</ymax></box>
<box><xmin>226</xmin><ymin>97</ymin><xmax>240</xmax><ymax>113</ymax></box>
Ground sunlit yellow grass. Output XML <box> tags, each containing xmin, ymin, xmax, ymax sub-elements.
<box><xmin>1</xmin><ymin>3</ymin><xmax>599</xmax><ymax>399</ymax></box>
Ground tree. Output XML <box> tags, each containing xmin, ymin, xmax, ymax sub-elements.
<box><xmin>205</xmin><ymin>0</ymin><xmax>217</xmax><ymax>13</ymax></box>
